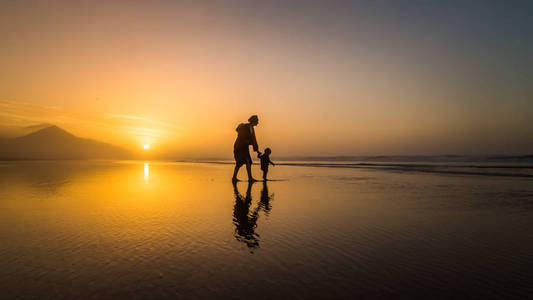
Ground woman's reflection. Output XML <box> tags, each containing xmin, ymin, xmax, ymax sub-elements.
<box><xmin>232</xmin><ymin>181</ymin><xmax>274</xmax><ymax>251</ymax></box>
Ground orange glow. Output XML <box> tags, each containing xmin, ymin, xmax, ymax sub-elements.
<box><xmin>0</xmin><ymin>2</ymin><xmax>531</xmax><ymax>157</ymax></box>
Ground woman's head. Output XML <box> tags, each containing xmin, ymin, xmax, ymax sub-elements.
<box><xmin>248</xmin><ymin>115</ymin><xmax>259</xmax><ymax>126</ymax></box>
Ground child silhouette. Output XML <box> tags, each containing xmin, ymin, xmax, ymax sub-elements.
<box><xmin>258</xmin><ymin>148</ymin><xmax>275</xmax><ymax>180</ymax></box>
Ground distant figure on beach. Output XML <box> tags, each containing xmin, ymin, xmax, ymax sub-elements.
<box><xmin>232</xmin><ymin>115</ymin><xmax>260</xmax><ymax>182</ymax></box>
<box><xmin>258</xmin><ymin>148</ymin><xmax>275</xmax><ymax>180</ymax></box>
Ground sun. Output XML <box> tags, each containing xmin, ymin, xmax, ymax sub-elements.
<box><xmin>143</xmin><ymin>144</ymin><xmax>150</xmax><ymax>150</ymax></box>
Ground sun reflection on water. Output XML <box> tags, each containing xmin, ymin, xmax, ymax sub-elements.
<box><xmin>144</xmin><ymin>162</ymin><xmax>149</xmax><ymax>180</ymax></box>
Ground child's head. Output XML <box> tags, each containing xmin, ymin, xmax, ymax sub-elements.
<box><xmin>264</xmin><ymin>148</ymin><xmax>271</xmax><ymax>155</ymax></box>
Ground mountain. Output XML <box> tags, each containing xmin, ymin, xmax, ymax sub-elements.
<box><xmin>0</xmin><ymin>125</ymin><xmax>132</xmax><ymax>160</ymax></box>
<box><xmin>0</xmin><ymin>123</ymin><xmax>52</xmax><ymax>138</ymax></box>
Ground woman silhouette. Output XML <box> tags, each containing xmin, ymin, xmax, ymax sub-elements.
<box><xmin>232</xmin><ymin>115</ymin><xmax>260</xmax><ymax>182</ymax></box>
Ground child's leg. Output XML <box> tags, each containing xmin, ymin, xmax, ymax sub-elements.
<box><xmin>263</xmin><ymin>169</ymin><xmax>268</xmax><ymax>180</ymax></box>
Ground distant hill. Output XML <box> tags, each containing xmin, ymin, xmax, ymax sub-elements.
<box><xmin>0</xmin><ymin>123</ymin><xmax>52</xmax><ymax>138</ymax></box>
<box><xmin>0</xmin><ymin>125</ymin><xmax>132</xmax><ymax>160</ymax></box>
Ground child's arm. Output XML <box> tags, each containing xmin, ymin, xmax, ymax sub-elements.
<box><xmin>269</xmin><ymin>158</ymin><xmax>275</xmax><ymax>166</ymax></box>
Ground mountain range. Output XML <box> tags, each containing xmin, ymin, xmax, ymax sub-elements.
<box><xmin>0</xmin><ymin>125</ymin><xmax>131</xmax><ymax>160</ymax></box>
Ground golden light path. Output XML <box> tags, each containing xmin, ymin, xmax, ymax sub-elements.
<box><xmin>144</xmin><ymin>163</ymin><xmax>149</xmax><ymax>181</ymax></box>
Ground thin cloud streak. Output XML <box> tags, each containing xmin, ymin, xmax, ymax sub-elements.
<box><xmin>0</xmin><ymin>100</ymin><xmax>180</xmax><ymax>152</ymax></box>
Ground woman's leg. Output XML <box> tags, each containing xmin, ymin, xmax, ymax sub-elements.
<box><xmin>233</xmin><ymin>162</ymin><xmax>243</xmax><ymax>180</ymax></box>
<box><xmin>245</xmin><ymin>161</ymin><xmax>255</xmax><ymax>181</ymax></box>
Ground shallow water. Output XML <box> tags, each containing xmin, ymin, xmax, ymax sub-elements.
<box><xmin>1</xmin><ymin>161</ymin><xmax>532</xmax><ymax>298</ymax></box>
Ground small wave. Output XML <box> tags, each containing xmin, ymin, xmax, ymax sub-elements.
<box><xmin>277</xmin><ymin>162</ymin><xmax>533</xmax><ymax>178</ymax></box>
<box><xmin>183</xmin><ymin>160</ymin><xmax>533</xmax><ymax>178</ymax></box>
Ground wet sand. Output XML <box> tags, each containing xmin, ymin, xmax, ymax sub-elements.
<box><xmin>0</xmin><ymin>161</ymin><xmax>532</xmax><ymax>298</ymax></box>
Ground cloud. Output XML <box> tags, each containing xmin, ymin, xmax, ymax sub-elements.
<box><xmin>104</xmin><ymin>113</ymin><xmax>149</xmax><ymax>121</ymax></box>
<box><xmin>104</xmin><ymin>112</ymin><xmax>180</xmax><ymax>130</ymax></box>
<box><xmin>0</xmin><ymin>100</ymin><xmax>65</xmax><ymax>126</ymax></box>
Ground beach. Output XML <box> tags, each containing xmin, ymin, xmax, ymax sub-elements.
<box><xmin>1</xmin><ymin>160</ymin><xmax>532</xmax><ymax>298</ymax></box>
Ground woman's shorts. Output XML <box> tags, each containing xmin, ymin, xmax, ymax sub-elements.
<box><xmin>234</xmin><ymin>148</ymin><xmax>252</xmax><ymax>165</ymax></box>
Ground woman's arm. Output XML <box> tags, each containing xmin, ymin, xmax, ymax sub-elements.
<box><xmin>250</xmin><ymin>125</ymin><xmax>259</xmax><ymax>152</ymax></box>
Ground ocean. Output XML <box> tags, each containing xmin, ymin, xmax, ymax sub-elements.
<box><xmin>1</xmin><ymin>160</ymin><xmax>532</xmax><ymax>298</ymax></box>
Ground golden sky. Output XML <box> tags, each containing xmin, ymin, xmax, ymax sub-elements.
<box><xmin>1</xmin><ymin>1</ymin><xmax>532</xmax><ymax>157</ymax></box>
